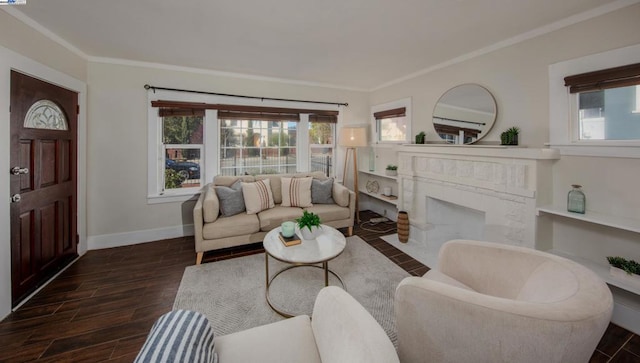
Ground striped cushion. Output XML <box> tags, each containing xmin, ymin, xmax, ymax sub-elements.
<box><xmin>134</xmin><ymin>310</ymin><xmax>216</xmax><ymax>363</ymax></box>
<box><xmin>281</xmin><ymin>177</ymin><xmax>313</xmax><ymax>207</ymax></box>
<box><xmin>242</xmin><ymin>179</ymin><xmax>275</xmax><ymax>214</ymax></box>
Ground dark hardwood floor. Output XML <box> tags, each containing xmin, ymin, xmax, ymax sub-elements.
<box><xmin>0</xmin><ymin>210</ymin><xmax>637</xmax><ymax>362</ymax></box>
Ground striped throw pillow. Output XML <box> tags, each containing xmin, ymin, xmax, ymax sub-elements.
<box><xmin>281</xmin><ymin>177</ymin><xmax>313</xmax><ymax>207</ymax></box>
<box><xmin>242</xmin><ymin>179</ymin><xmax>275</xmax><ymax>214</ymax></box>
<box><xmin>134</xmin><ymin>310</ymin><xmax>216</xmax><ymax>363</ymax></box>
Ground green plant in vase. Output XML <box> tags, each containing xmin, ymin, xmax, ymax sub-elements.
<box><xmin>415</xmin><ymin>131</ymin><xmax>426</xmax><ymax>144</ymax></box>
<box><xmin>607</xmin><ymin>256</ymin><xmax>640</xmax><ymax>276</ymax></box>
<box><xmin>295</xmin><ymin>210</ymin><xmax>322</xmax><ymax>239</ymax></box>
<box><xmin>385</xmin><ymin>164</ymin><xmax>398</xmax><ymax>176</ymax></box>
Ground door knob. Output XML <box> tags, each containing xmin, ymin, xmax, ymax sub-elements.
<box><xmin>11</xmin><ymin>194</ymin><xmax>21</xmax><ymax>203</ymax></box>
<box><xmin>10</xmin><ymin>166</ymin><xmax>29</xmax><ymax>175</ymax></box>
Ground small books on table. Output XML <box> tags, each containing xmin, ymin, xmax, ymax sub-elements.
<box><xmin>279</xmin><ymin>232</ymin><xmax>301</xmax><ymax>247</ymax></box>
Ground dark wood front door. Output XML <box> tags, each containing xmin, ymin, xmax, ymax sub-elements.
<box><xmin>10</xmin><ymin>71</ymin><xmax>78</xmax><ymax>307</ymax></box>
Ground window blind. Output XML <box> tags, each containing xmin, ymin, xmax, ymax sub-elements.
<box><xmin>373</xmin><ymin>107</ymin><xmax>406</xmax><ymax>119</ymax></box>
<box><xmin>564</xmin><ymin>63</ymin><xmax>640</xmax><ymax>93</ymax></box>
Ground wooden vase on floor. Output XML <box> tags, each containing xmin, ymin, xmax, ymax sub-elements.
<box><xmin>397</xmin><ymin>211</ymin><xmax>409</xmax><ymax>243</ymax></box>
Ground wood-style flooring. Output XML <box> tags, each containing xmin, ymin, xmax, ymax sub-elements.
<box><xmin>0</xmin><ymin>210</ymin><xmax>637</xmax><ymax>362</ymax></box>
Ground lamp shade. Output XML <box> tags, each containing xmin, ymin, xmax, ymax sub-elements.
<box><xmin>339</xmin><ymin>127</ymin><xmax>368</xmax><ymax>147</ymax></box>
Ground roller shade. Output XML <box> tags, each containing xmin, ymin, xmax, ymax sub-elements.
<box><xmin>564</xmin><ymin>63</ymin><xmax>640</xmax><ymax>94</ymax></box>
<box><xmin>373</xmin><ymin>107</ymin><xmax>406</xmax><ymax>119</ymax></box>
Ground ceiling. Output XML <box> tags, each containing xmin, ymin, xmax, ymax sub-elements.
<box><xmin>11</xmin><ymin>0</ymin><xmax>624</xmax><ymax>90</ymax></box>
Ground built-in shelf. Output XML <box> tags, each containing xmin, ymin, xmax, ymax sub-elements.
<box><xmin>549</xmin><ymin>249</ymin><xmax>640</xmax><ymax>296</ymax></box>
<box><xmin>536</xmin><ymin>205</ymin><xmax>640</xmax><ymax>234</ymax></box>
<box><xmin>359</xmin><ymin>190</ymin><xmax>398</xmax><ymax>206</ymax></box>
<box><xmin>359</xmin><ymin>170</ymin><xmax>397</xmax><ymax>180</ymax></box>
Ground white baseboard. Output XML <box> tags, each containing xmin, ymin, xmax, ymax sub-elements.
<box><xmin>612</xmin><ymin>301</ymin><xmax>640</xmax><ymax>335</ymax></box>
<box><xmin>87</xmin><ymin>224</ymin><xmax>194</xmax><ymax>250</ymax></box>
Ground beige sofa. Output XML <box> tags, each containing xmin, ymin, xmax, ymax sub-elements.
<box><xmin>395</xmin><ymin>239</ymin><xmax>613</xmax><ymax>363</ymax></box>
<box><xmin>193</xmin><ymin>171</ymin><xmax>355</xmax><ymax>264</ymax></box>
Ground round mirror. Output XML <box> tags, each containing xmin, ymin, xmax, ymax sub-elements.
<box><xmin>432</xmin><ymin>84</ymin><xmax>497</xmax><ymax>144</ymax></box>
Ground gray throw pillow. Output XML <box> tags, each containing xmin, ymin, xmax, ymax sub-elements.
<box><xmin>215</xmin><ymin>180</ymin><xmax>246</xmax><ymax>217</ymax></box>
<box><xmin>311</xmin><ymin>178</ymin><xmax>335</xmax><ymax>204</ymax></box>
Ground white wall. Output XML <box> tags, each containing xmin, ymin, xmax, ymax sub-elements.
<box><xmin>0</xmin><ymin>10</ymin><xmax>88</xmax><ymax>320</ymax></box>
<box><xmin>86</xmin><ymin>61</ymin><xmax>369</xmax><ymax>247</ymax></box>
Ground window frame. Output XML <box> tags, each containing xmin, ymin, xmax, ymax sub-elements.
<box><xmin>147</xmin><ymin>89</ymin><xmax>339</xmax><ymax>203</ymax></box>
<box><xmin>371</xmin><ymin>97</ymin><xmax>412</xmax><ymax>144</ymax></box>
<box><xmin>549</xmin><ymin>44</ymin><xmax>640</xmax><ymax>158</ymax></box>
<box><xmin>308</xmin><ymin>118</ymin><xmax>336</xmax><ymax>178</ymax></box>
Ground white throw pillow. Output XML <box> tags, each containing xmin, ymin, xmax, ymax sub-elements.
<box><xmin>242</xmin><ymin>179</ymin><xmax>275</xmax><ymax>214</ymax></box>
<box><xmin>281</xmin><ymin>177</ymin><xmax>313</xmax><ymax>208</ymax></box>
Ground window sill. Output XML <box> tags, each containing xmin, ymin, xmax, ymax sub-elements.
<box><xmin>548</xmin><ymin>143</ymin><xmax>640</xmax><ymax>158</ymax></box>
<box><xmin>147</xmin><ymin>190</ymin><xmax>201</xmax><ymax>204</ymax></box>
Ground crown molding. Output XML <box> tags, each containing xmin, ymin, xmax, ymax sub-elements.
<box><xmin>371</xmin><ymin>0</ymin><xmax>640</xmax><ymax>91</ymax></box>
<box><xmin>1</xmin><ymin>6</ymin><xmax>88</xmax><ymax>59</ymax></box>
<box><xmin>87</xmin><ymin>56</ymin><xmax>368</xmax><ymax>92</ymax></box>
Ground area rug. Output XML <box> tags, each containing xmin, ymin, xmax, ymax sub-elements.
<box><xmin>173</xmin><ymin>236</ymin><xmax>409</xmax><ymax>345</ymax></box>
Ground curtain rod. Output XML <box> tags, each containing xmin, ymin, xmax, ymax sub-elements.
<box><xmin>144</xmin><ymin>84</ymin><xmax>348</xmax><ymax>107</ymax></box>
<box><xmin>434</xmin><ymin>116</ymin><xmax>486</xmax><ymax>126</ymax></box>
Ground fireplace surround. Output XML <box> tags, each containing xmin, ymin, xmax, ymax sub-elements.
<box><xmin>397</xmin><ymin>145</ymin><xmax>560</xmax><ymax>250</ymax></box>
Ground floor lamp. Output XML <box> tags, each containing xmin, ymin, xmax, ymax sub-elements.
<box><xmin>339</xmin><ymin>127</ymin><xmax>368</xmax><ymax>223</ymax></box>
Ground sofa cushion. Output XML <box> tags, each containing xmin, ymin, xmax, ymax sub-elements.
<box><xmin>203</xmin><ymin>214</ymin><xmax>260</xmax><ymax>240</ymax></box>
<box><xmin>215</xmin><ymin>180</ymin><xmax>245</xmax><ymax>217</ymax></box>
<box><xmin>242</xmin><ymin>179</ymin><xmax>275</xmax><ymax>214</ymax></box>
<box><xmin>332</xmin><ymin>183</ymin><xmax>350</xmax><ymax>207</ymax></box>
<box><xmin>134</xmin><ymin>310</ymin><xmax>216</xmax><ymax>363</ymax></box>
<box><xmin>258</xmin><ymin>206</ymin><xmax>304</xmax><ymax>231</ymax></box>
<box><xmin>311</xmin><ymin>178</ymin><xmax>335</xmax><ymax>204</ymax></box>
<box><xmin>304</xmin><ymin>204</ymin><xmax>350</xmax><ymax>223</ymax></box>
<box><xmin>215</xmin><ymin>315</ymin><xmax>321</xmax><ymax>363</ymax></box>
<box><xmin>281</xmin><ymin>177</ymin><xmax>313</xmax><ymax>207</ymax></box>
<box><xmin>202</xmin><ymin>185</ymin><xmax>220</xmax><ymax>223</ymax></box>
<box><xmin>214</xmin><ymin>175</ymin><xmax>255</xmax><ymax>187</ymax></box>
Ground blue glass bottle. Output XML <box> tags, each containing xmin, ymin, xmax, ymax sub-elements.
<box><xmin>567</xmin><ymin>184</ymin><xmax>586</xmax><ymax>214</ymax></box>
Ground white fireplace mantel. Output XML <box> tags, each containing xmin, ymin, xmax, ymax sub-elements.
<box><xmin>396</xmin><ymin>145</ymin><xmax>560</xmax><ymax>250</ymax></box>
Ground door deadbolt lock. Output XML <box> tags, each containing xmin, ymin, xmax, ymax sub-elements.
<box><xmin>10</xmin><ymin>167</ymin><xmax>29</xmax><ymax>175</ymax></box>
<box><xmin>11</xmin><ymin>194</ymin><xmax>21</xmax><ymax>203</ymax></box>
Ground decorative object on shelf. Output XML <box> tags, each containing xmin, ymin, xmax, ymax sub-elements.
<box><xmin>295</xmin><ymin>210</ymin><xmax>322</xmax><ymax>240</ymax></box>
<box><xmin>339</xmin><ymin>127</ymin><xmax>368</xmax><ymax>223</ymax></box>
<box><xmin>415</xmin><ymin>131</ymin><xmax>426</xmax><ymax>144</ymax></box>
<box><xmin>567</xmin><ymin>184</ymin><xmax>586</xmax><ymax>214</ymax></box>
<box><xmin>366</xmin><ymin>180</ymin><xmax>379</xmax><ymax>193</ymax></box>
<box><xmin>500</xmin><ymin>126</ymin><xmax>520</xmax><ymax>145</ymax></box>
<box><xmin>383</xmin><ymin>187</ymin><xmax>392</xmax><ymax>196</ymax></box>
<box><xmin>397</xmin><ymin>211</ymin><xmax>409</xmax><ymax>243</ymax></box>
<box><xmin>607</xmin><ymin>256</ymin><xmax>640</xmax><ymax>289</ymax></box>
<box><xmin>281</xmin><ymin>221</ymin><xmax>296</xmax><ymax>237</ymax></box>
<box><xmin>385</xmin><ymin>165</ymin><xmax>398</xmax><ymax>176</ymax></box>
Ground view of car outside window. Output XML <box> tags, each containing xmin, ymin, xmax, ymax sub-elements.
<box><xmin>163</xmin><ymin>115</ymin><xmax>203</xmax><ymax>189</ymax></box>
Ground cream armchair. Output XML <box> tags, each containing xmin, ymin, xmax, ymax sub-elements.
<box><xmin>395</xmin><ymin>239</ymin><xmax>613</xmax><ymax>363</ymax></box>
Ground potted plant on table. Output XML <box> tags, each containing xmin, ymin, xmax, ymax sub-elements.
<box><xmin>296</xmin><ymin>210</ymin><xmax>322</xmax><ymax>240</ymax></box>
<box><xmin>385</xmin><ymin>164</ymin><xmax>398</xmax><ymax>176</ymax></box>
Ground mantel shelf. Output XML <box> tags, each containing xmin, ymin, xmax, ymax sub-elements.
<box><xmin>537</xmin><ymin>205</ymin><xmax>640</xmax><ymax>234</ymax></box>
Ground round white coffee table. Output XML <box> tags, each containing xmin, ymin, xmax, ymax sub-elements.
<box><xmin>263</xmin><ymin>224</ymin><xmax>347</xmax><ymax>317</ymax></box>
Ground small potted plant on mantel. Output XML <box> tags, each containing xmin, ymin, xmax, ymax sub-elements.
<box><xmin>385</xmin><ymin>164</ymin><xmax>398</xmax><ymax>176</ymax></box>
<box><xmin>295</xmin><ymin>210</ymin><xmax>322</xmax><ymax>240</ymax></box>
<box><xmin>607</xmin><ymin>256</ymin><xmax>640</xmax><ymax>289</ymax></box>
<box><xmin>500</xmin><ymin>126</ymin><xmax>520</xmax><ymax>146</ymax></box>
